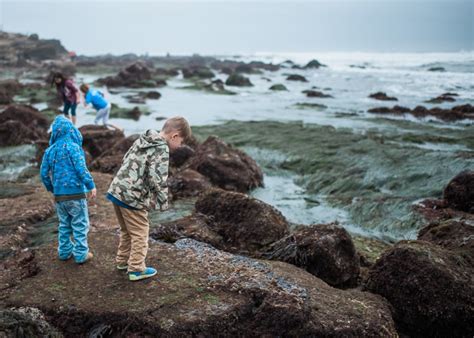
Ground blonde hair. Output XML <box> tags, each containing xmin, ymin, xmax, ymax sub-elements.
<box><xmin>79</xmin><ymin>84</ymin><xmax>89</xmax><ymax>93</ymax></box>
<box><xmin>162</xmin><ymin>116</ymin><xmax>192</xmax><ymax>143</ymax></box>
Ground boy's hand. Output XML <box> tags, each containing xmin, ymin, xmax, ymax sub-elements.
<box><xmin>90</xmin><ymin>188</ymin><xmax>97</xmax><ymax>199</ymax></box>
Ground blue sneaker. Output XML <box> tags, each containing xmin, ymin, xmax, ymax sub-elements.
<box><xmin>128</xmin><ymin>267</ymin><xmax>157</xmax><ymax>281</ymax></box>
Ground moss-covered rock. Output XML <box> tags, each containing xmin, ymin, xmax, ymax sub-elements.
<box><xmin>225</xmin><ymin>73</ymin><xmax>253</xmax><ymax>87</ymax></box>
<box><xmin>269</xmin><ymin>84</ymin><xmax>288</xmax><ymax>91</ymax></box>
<box><xmin>365</xmin><ymin>240</ymin><xmax>474</xmax><ymax>337</ymax></box>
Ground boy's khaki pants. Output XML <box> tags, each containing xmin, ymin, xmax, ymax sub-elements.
<box><xmin>113</xmin><ymin>204</ymin><xmax>149</xmax><ymax>272</ymax></box>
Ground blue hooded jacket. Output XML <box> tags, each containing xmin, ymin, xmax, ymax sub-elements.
<box><xmin>40</xmin><ymin>116</ymin><xmax>95</xmax><ymax>196</ymax></box>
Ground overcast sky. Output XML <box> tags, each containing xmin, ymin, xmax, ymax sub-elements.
<box><xmin>1</xmin><ymin>0</ymin><xmax>472</xmax><ymax>55</ymax></box>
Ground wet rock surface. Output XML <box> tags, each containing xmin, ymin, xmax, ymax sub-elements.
<box><xmin>264</xmin><ymin>223</ymin><xmax>360</xmax><ymax>288</ymax></box>
<box><xmin>0</xmin><ymin>306</ymin><xmax>62</xmax><ymax>337</ymax></box>
<box><xmin>369</xmin><ymin>92</ymin><xmax>398</xmax><ymax>101</ymax></box>
<box><xmin>79</xmin><ymin>125</ymin><xmax>125</xmax><ymax>159</ymax></box>
<box><xmin>443</xmin><ymin>170</ymin><xmax>474</xmax><ymax>213</ymax></box>
<box><xmin>303</xmin><ymin>89</ymin><xmax>333</xmax><ymax>98</ymax></box>
<box><xmin>188</xmin><ymin>136</ymin><xmax>264</xmax><ymax>192</ymax></box>
<box><xmin>0</xmin><ymin>32</ymin><xmax>68</xmax><ymax>66</ymax></box>
<box><xmin>364</xmin><ymin>240</ymin><xmax>474</xmax><ymax>337</ymax></box>
<box><xmin>269</xmin><ymin>84</ymin><xmax>288</xmax><ymax>91</ymax></box>
<box><xmin>0</xmin><ymin>232</ymin><xmax>398</xmax><ymax>337</ymax></box>
<box><xmin>286</xmin><ymin>74</ymin><xmax>308</xmax><ymax>82</ymax></box>
<box><xmin>0</xmin><ymin>105</ymin><xmax>49</xmax><ymax>146</ymax></box>
<box><xmin>194</xmin><ymin>189</ymin><xmax>289</xmax><ymax>254</ymax></box>
<box><xmin>225</xmin><ymin>73</ymin><xmax>253</xmax><ymax>87</ymax></box>
<box><xmin>425</xmin><ymin>92</ymin><xmax>458</xmax><ymax>104</ymax></box>
<box><xmin>368</xmin><ymin>104</ymin><xmax>474</xmax><ymax>121</ymax></box>
<box><xmin>97</xmin><ymin>62</ymin><xmax>160</xmax><ymax>88</ymax></box>
<box><xmin>418</xmin><ymin>220</ymin><xmax>474</xmax><ymax>257</ymax></box>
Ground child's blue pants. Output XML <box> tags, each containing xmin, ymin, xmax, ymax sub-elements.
<box><xmin>55</xmin><ymin>199</ymin><xmax>89</xmax><ymax>263</ymax></box>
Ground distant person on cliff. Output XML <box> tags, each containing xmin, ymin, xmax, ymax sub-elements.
<box><xmin>52</xmin><ymin>72</ymin><xmax>80</xmax><ymax>125</ymax></box>
<box><xmin>80</xmin><ymin>84</ymin><xmax>122</xmax><ymax>131</ymax></box>
<box><xmin>107</xmin><ymin>117</ymin><xmax>192</xmax><ymax>281</ymax></box>
<box><xmin>40</xmin><ymin>115</ymin><xmax>96</xmax><ymax>264</ymax></box>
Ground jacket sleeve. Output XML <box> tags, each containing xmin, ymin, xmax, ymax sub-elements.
<box><xmin>40</xmin><ymin>149</ymin><xmax>54</xmax><ymax>193</ymax></box>
<box><xmin>148</xmin><ymin>146</ymin><xmax>169</xmax><ymax>211</ymax></box>
<box><xmin>68</xmin><ymin>144</ymin><xmax>95</xmax><ymax>190</ymax></box>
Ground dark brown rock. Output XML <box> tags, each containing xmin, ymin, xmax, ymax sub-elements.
<box><xmin>169</xmin><ymin>145</ymin><xmax>195</xmax><ymax>168</ymax></box>
<box><xmin>369</xmin><ymin>92</ymin><xmax>398</xmax><ymax>101</ymax></box>
<box><xmin>286</xmin><ymin>74</ymin><xmax>308</xmax><ymax>82</ymax></box>
<box><xmin>0</xmin><ymin>105</ymin><xmax>49</xmax><ymax>146</ymax></box>
<box><xmin>418</xmin><ymin>220</ymin><xmax>474</xmax><ymax>257</ymax></box>
<box><xmin>369</xmin><ymin>104</ymin><xmax>474</xmax><ymax>122</ymax></box>
<box><xmin>443</xmin><ymin>170</ymin><xmax>474</xmax><ymax>212</ymax></box>
<box><xmin>189</xmin><ymin>136</ymin><xmax>263</xmax><ymax>192</ymax></box>
<box><xmin>365</xmin><ymin>240</ymin><xmax>474</xmax><ymax>337</ymax></box>
<box><xmin>90</xmin><ymin>134</ymin><xmax>139</xmax><ymax>174</ymax></box>
<box><xmin>425</xmin><ymin>92</ymin><xmax>457</xmax><ymax>104</ymax></box>
<box><xmin>182</xmin><ymin>66</ymin><xmax>214</xmax><ymax>79</ymax></box>
<box><xmin>79</xmin><ymin>125</ymin><xmax>125</xmax><ymax>158</ymax></box>
<box><xmin>264</xmin><ymin>224</ymin><xmax>360</xmax><ymax>288</ymax></box>
<box><xmin>194</xmin><ymin>189</ymin><xmax>289</xmax><ymax>254</ymax></box>
<box><xmin>225</xmin><ymin>73</ymin><xmax>253</xmax><ymax>87</ymax></box>
<box><xmin>303</xmin><ymin>59</ymin><xmax>326</xmax><ymax>69</ymax></box>
<box><xmin>97</xmin><ymin>62</ymin><xmax>157</xmax><ymax>88</ymax></box>
<box><xmin>303</xmin><ymin>90</ymin><xmax>333</xmax><ymax>98</ymax></box>
<box><xmin>0</xmin><ymin>79</ymin><xmax>22</xmax><ymax>104</ymax></box>
<box><xmin>168</xmin><ymin>169</ymin><xmax>212</xmax><ymax>199</ymax></box>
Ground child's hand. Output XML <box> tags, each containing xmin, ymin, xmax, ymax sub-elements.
<box><xmin>90</xmin><ymin>188</ymin><xmax>97</xmax><ymax>199</ymax></box>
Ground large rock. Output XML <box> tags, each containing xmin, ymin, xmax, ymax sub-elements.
<box><xmin>286</xmin><ymin>74</ymin><xmax>308</xmax><ymax>82</ymax></box>
<box><xmin>264</xmin><ymin>224</ymin><xmax>360</xmax><ymax>288</ymax></box>
<box><xmin>182</xmin><ymin>66</ymin><xmax>215</xmax><ymax>79</ymax></box>
<box><xmin>0</xmin><ymin>105</ymin><xmax>49</xmax><ymax>146</ymax></box>
<box><xmin>79</xmin><ymin>125</ymin><xmax>125</xmax><ymax>158</ymax></box>
<box><xmin>418</xmin><ymin>220</ymin><xmax>474</xmax><ymax>258</ymax></box>
<box><xmin>194</xmin><ymin>189</ymin><xmax>289</xmax><ymax>254</ymax></box>
<box><xmin>443</xmin><ymin>170</ymin><xmax>474</xmax><ymax>213</ymax></box>
<box><xmin>1</xmin><ymin>232</ymin><xmax>398</xmax><ymax>336</ymax></box>
<box><xmin>90</xmin><ymin>134</ymin><xmax>139</xmax><ymax>174</ymax></box>
<box><xmin>0</xmin><ymin>79</ymin><xmax>23</xmax><ymax>104</ymax></box>
<box><xmin>303</xmin><ymin>89</ymin><xmax>333</xmax><ymax>98</ymax></box>
<box><xmin>365</xmin><ymin>240</ymin><xmax>474</xmax><ymax>337</ymax></box>
<box><xmin>0</xmin><ymin>32</ymin><xmax>68</xmax><ymax>65</ymax></box>
<box><xmin>368</xmin><ymin>104</ymin><xmax>474</xmax><ymax>122</ymax></box>
<box><xmin>97</xmin><ymin>62</ymin><xmax>158</xmax><ymax>88</ymax></box>
<box><xmin>425</xmin><ymin>92</ymin><xmax>457</xmax><ymax>104</ymax></box>
<box><xmin>368</xmin><ymin>92</ymin><xmax>398</xmax><ymax>101</ymax></box>
<box><xmin>0</xmin><ymin>307</ymin><xmax>61</xmax><ymax>337</ymax></box>
<box><xmin>225</xmin><ymin>73</ymin><xmax>253</xmax><ymax>87</ymax></box>
<box><xmin>303</xmin><ymin>59</ymin><xmax>326</xmax><ymax>69</ymax></box>
<box><xmin>189</xmin><ymin>136</ymin><xmax>263</xmax><ymax>192</ymax></box>
<box><xmin>168</xmin><ymin>169</ymin><xmax>212</xmax><ymax>199</ymax></box>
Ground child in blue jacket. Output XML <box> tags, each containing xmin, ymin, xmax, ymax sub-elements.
<box><xmin>40</xmin><ymin>115</ymin><xmax>96</xmax><ymax>264</ymax></box>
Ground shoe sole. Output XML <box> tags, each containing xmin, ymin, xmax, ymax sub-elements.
<box><xmin>117</xmin><ymin>265</ymin><xmax>128</xmax><ymax>271</ymax></box>
<box><xmin>129</xmin><ymin>270</ymin><xmax>157</xmax><ymax>281</ymax></box>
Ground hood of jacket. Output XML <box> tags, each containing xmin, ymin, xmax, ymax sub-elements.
<box><xmin>136</xmin><ymin>129</ymin><xmax>167</xmax><ymax>149</ymax></box>
<box><xmin>49</xmin><ymin>115</ymin><xmax>82</xmax><ymax>146</ymax></box>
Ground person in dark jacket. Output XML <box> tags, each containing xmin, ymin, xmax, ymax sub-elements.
<box><xmin>40</xmin><ymin>115</ymin><xmax>96</xmax><ymax>264</ymax></box>
<box><xmin>52</xmin><ymin>72</ymin><xmax>80</xmax><ymax>125</ymax></box>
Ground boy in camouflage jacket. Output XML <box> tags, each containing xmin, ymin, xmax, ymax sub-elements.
<box><xmin>107</xmin><ymin>117</ymin><xmax>192</xmax><ymax>281</ymax></box>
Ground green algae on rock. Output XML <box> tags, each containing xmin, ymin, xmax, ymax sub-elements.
<box><xmin>191</xmin><ymin>120</ymin><xmax>474</xmax><ymax>239</ymax></box>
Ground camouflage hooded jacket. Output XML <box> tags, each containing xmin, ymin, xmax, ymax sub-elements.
<box><xmin>108</xmin><ymin>129</ymin><xmax>169</xmax><ymax>211</ymax></box>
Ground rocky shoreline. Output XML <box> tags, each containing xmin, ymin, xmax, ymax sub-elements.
<box><xmin>1</xmin><ymin>31</ymin><xmax>473</xmax><ymax>337</ymax></box>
